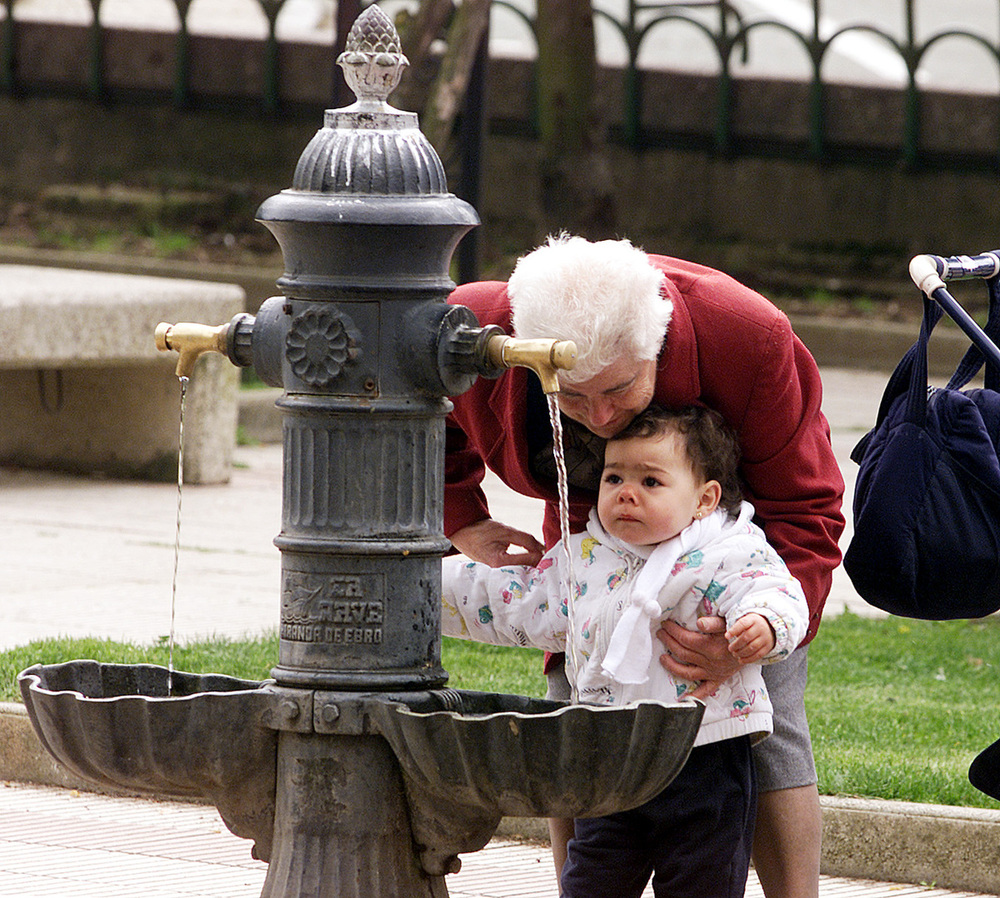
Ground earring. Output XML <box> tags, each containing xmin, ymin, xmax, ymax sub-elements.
<box><xmin>695</xmin><ymin>511</ymin><xmax>703</xmax><ymax>519</ymax></box>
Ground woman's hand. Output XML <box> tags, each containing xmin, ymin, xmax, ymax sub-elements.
<box><xmin>449</xmin><ymin>518</ymin><xmax>545</xmax><ymax>567</ymax></box>
<box><xmin>656</xmin><ymin>617</ymin><xmax>740</xmax><ymax>699</ymax></box>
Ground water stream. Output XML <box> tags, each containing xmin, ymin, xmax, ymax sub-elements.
<box><xmin>546</xmin><ymin>394</ymin><xmax>579</xmax><ymax>702</ymax></box>
<box><xmin>168</xmin><ymin>375</ymin><xmax>189</xmax><ymax>695</ymax></box>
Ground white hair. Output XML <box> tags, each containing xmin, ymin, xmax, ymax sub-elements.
<box><xmin>508</xmin><ymin>234</ymin><xmax>672</xmax><ymax>382</ymax></box>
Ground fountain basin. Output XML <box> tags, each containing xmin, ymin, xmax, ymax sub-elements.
<box><xmin>18</xmin><ymin>660</ymin><xmax>278</xmax><ymax>860</ymax></box>
<box><xmin>19</xmin><ymin>661</ymin><xmax>703</xmax><ymax>878</ymax></box>
<box><xmin>366</xmin><ymin>689</ymin><xmax>703</xmax><ymax>874</ymax></box>
<box><xmin>374</xmin><ymin>690</ymin><xmax>704</xmax><ymax>819</ymax></box>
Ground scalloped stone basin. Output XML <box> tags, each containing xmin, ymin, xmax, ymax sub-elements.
<box><xmin>17</xmin><ymin>661</ymin><xmax>704</xmax><ymax>871</ymax></box>
<box><xmin>18</xmin><ymin>660</ymin><xmax>278</xmax><ymax>859</ymax></box>
<box><xmin>377</xmin><ymin>691</ymin><xmax>705</xmax><ymax>819</ymax></box>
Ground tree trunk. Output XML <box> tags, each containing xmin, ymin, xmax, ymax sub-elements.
<box><xmin>392</xmin><ymin>0</ymin><xmax>454</xmax><ymax>113</ymax></box>
<box><xmin>535</xmin><ymin>0</ymin><xmax>616</xmax><ymax>240</ymax></box>
<box><xmin>421</xmin><ymin>0</ymin><xmax>491</xmax><ymax>157</ymax></box>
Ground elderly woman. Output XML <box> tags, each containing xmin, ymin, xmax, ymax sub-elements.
<box><xmin>444</xmin><ymin>234</ymin><xmax>844</xmax><ymax>898</ymax></box>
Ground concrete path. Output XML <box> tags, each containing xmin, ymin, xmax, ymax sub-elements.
<box><xmin>0</xmin><ymin>781</ymin><xmax>994</xmax><ymax>898</ymax></box>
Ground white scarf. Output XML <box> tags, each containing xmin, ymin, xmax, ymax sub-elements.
<box><xmin>600</xmin><ymin>510</ymin><xmax>726</xmax><ymax>685</ymax></box>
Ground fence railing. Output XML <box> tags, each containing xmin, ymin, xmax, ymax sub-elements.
<box><xmin>1</xmin><ymin>0</ymin><xmax>999</xmax><ymax>167</ymax></box>
<box><xmin>575</xmin><ymin>0</ymin><xmax>1000</xmax><ymax>163</ymax></box>
<box><xmin>0</xmin><ymin>0</ymin><xmax>358</xmax><ymax>111</ymax></box>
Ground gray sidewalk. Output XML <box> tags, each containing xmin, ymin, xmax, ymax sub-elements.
<box><xmin>0</xmin><ymin>780</ymin><xmax>994</xmax><ymax>898</ymax></box>
<box><xmin>0</xmin><ymin>784</ymin><xmax>985</xmax><ymax>898</ymax></box>
<box><xmin>3</xmin><ymin>366</ymin><xmax>1000</xmax><ymax>898</ymax></box>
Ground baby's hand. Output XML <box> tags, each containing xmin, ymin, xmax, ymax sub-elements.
<box><xmin>725</xmin><ymin>613</ymin><xmax>776</xmax><ymax>664</ymax></box>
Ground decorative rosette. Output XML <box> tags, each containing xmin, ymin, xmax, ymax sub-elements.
<box><xmin>286</xmin><ymin>308</ymin><xmax>359</xmax><ymax>387</ymax></box>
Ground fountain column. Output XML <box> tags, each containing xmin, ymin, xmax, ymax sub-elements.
<box><xmin>20</xmin><ymin>11</ymin><xmax>703</xmax><ymax>898</ymax></box>
<box><xmin>246</xmin><ymin>8</ymin><xmax>477</xmax><ymax>895</ymax></box>
<box><xmin>248</xmin><ymin>7</ymin><xmax>478</xmax><ymax>694</ymax></box>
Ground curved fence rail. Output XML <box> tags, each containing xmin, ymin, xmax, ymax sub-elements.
<box><xmin>0</xmin><ymin>0</ymin><xmax>998</xmax><ymax>168</ymax></box>
<box><xmin>0</xmin><ymin>0</ymin><xmax>313</xmax><ymax>111</ymax></box>
<box><xmin>587</xmin><ymin>0</ymin><xmax>1000</xmax><ymax>164</ymax></box>
<box><xmin>494</xmin><ymin>0</ymin><xmax>1000</xmax><ymax>165</ymax></box>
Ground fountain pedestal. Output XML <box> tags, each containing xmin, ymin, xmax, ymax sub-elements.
<box><xmin>264</xmin><ymin>732</ymin><xmax>442</xmax><ymax>898</ymax></box>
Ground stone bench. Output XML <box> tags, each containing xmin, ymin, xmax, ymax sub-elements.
<box><xmin>0</xmin><ymin>264</ymin><xmax>244</xmax><ymax>484</ymax></box>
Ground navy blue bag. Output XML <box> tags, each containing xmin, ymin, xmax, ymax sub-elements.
<box><xmin>843</xmin><ymin>280</ymin><xmax>1000</xmax><ymax>620</ymax></box>
<box><xmin>969</xmin><ymin>735</ymin><xmax>1000</xmax><ymax>801</ymax></box>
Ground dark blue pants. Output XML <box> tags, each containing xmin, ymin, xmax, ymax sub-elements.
<box><xmin>560</xmin><ymin>736</ymin><xmax>756</xmax><ymax>898</ymax></box>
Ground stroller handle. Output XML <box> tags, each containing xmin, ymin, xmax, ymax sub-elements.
<box><xmin>909</xmin><ymin>253</ymin><xmax>1000</xmax><ymax>371</ymax></box>
<box><xmin>911</xmin><ymin>251</ymin><xmax>1000</xmax><ymax>285</ymax></box>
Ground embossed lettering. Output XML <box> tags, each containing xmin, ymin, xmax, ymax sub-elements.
<box><xmin>281</xmin><ymin>571</ymin><xmax>384</xmax><ymax>645</ymax></box>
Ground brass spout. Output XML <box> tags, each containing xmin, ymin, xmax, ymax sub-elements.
<box><xmin>485</xmin><ymin>334</ymin><xmax>577</xmax><ymax>394</ymax></box>
<box><xmin>155</xmin><ymin>321</ymin><xmax>230</xmax><ymax>379</ymax></box>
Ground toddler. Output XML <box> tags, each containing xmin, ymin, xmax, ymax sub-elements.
<box><xmin>441</xmin><ymin>405</ymin><xmax>808</xmax><ymax>898</ymax></box>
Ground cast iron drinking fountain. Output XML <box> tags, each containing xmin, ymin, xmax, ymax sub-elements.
<box><xmin>18</xmin><ymin>8</ymin><xmax>703</xmax><ymax>897</ymax></box>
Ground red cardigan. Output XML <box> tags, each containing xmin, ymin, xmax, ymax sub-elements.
<box><xmin>445</xmin><ymin>255</ymin><xmax>845</xmax><ymax>647</ymax></box>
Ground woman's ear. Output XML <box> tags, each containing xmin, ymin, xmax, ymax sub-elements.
<box><xmin>696</xmin><ymin>481</ymin><xmax>722</xmax><ymax>518</ymax></box>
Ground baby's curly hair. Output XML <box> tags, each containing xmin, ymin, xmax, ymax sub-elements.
<box><xmin>611</xmin><ymin>405</ymin><xmax>744</xmax><ymax>517</ymax></box>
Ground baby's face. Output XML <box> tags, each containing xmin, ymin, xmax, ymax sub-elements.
<box><xmin>597</xmin><ymin>431</ymin><xmax>708</xmax><ymax>546</ymax></box>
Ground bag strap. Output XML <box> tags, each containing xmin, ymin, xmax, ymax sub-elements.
<box><xmin>947</xmin><ymin>275</ymin><xmax>1000</xmax><ymax>392</ymax></box>
<box><xmin>860</xmin><ymin>295</ymin><xmax>938</xmax><ymax>440</ymax></box>
<box><xmin>852</xmin><ymin>277</ymin><xmax>1000</xmax><ymax>464</ymax></box>
<box><xmin>850</xmin><ymin>298</ymin><xmax>938</xmax><ymax>464</ymax></box>
<box><xmin>988</xmin><ymin>275</ymin><xmax>1000</xmax><ymax>391</ymax></box>
<box><xmin>902</xmin><ymin>295</ymin><xmax>942</xmax><ymax>427</ymax></box>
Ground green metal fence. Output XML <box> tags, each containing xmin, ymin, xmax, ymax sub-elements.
<box><xmin>496</xmin><ymin>0</ymin><xmax>1000</xmax><ymax>167</ymax></box>
<box><xmin>0</xmin><ymin>0</ymin><xmax>343</xmax><ymax>112</ymax></box>
<box><xmin>587</xmin><ymin>0</ymin><xmax>1000</xmax><ymax>162</ymax></box>
<box><xmin>1</xmin><ymin>0</ymin><xmax>999</xmax><ymax>167</ymax></box>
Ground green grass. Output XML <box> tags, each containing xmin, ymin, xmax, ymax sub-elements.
<box><xmin>805</xmin><ymin>612</ymin><xmax>1000</xmax><ymax>808</ymax></box>
<box><xmin>5</xmin><ymin>614</ymin><xmax>1000</xmax><ymax>809</ymax></box>
<box><xmin>7</xmin><ymin>634</ymin><xmax>281</xmax><ymax>687</ymax></box>
<box><xmin>6</xmin><ymin>635</ymin><xmax>547</xmax><ymax>703</ymax></box>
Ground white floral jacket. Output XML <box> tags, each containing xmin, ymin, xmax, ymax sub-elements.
<box><xmin>442</xmin><ymin>502</ymin><xmax>808</xmax><ymax>747</ymax></box>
